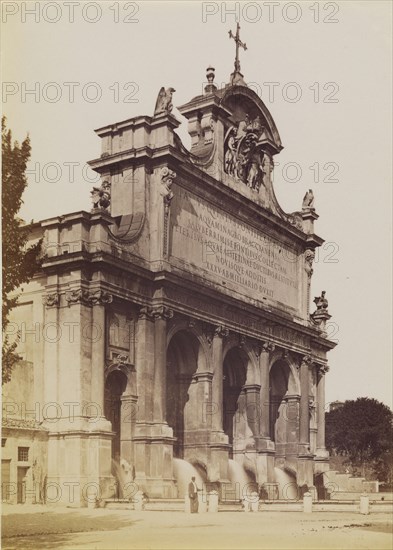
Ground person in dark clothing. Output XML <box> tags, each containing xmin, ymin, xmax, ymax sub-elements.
<box><xmin>188</xmin><ymin>476</ymin><xmax>199</xmax><ymax>513</ymax></box>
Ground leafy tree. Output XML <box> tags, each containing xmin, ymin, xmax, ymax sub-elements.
<box><xmin>326</xmin><ymin>398</ymin><xmax>393</xmax><ymax>480</ymax></box>
<box><xmin>2</xmin><ymin>116</ymin><xmax>42</xmax><ymax>382</ymax></box>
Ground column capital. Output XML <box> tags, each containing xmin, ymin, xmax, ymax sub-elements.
<box><xmin>255</xmin><ymin>341</ymin><xmax>275</xmax><ymax>357</ymax></box>
<box><xmin>152</xmin><ymin>305</ymin><xmax>174</xmax><ymax>320</ymax></box>
<box><xmin>138</xmin><ymin>306</ymin><xmax>154</xmax><ymax>321</ymax></box>
<box><xmin>138</xmin><ymin>305</ymin><xmax>173</xmax><ymax>321</ymax></box>
<box><xmin>65</xmin><ymin>288</ymin><xmax>113</xmax><ymax>307</ymax></box>
<box><xmin>215</xmin><ymin>325</ymin><xmax>229</xmax><ymax>338</ymax></box>
<box><xmin>298</xmin><ymin>354</ymin><xmax>312</xmax><ymax>369</ymax></box>
<box><xmin>187</xmin><ymin>317</ymin><xmax>197</xmax><ymax>329</ymax></box>
<box><xmin>317</xmin><ymin>363</ymin><xmax>330</xmax><ymax>376</ymax></box>
<box><xmin>238</xmin><ymin>334</ymin><xmax>247</xmax><ymax>348</ymax></box>
<box><xmin>43</xmin><ymin>292</ymin><xmax>60</xmax><ymax>308</ymax></box>
<box><xmin>88</xmin><ymin>289</ymin><xmax>113</xmax><ymax>306</ymax></box>
<box><xmin>205</xmin><ymin>324</ymin><xmax>229</xmax><ymax>346</ymax></box>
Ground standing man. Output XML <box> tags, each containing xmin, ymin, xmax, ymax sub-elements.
<box><xmin>188</xmin><ymin>476</ymin><xmax>199</xmax><ymax>513</ymax></box>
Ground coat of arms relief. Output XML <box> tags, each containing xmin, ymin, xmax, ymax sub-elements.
<box><xmin>224</xmin><ymin>114</ymin><xmax>270</xmax><ymax>192</ymax></box>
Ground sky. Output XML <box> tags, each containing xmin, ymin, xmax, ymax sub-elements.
<box><xmin>2</xmin><ymin>1</ymin><xmax>392</xmax><ymax>408</ymax></box>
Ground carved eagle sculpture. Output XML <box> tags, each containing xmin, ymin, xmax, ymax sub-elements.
<box><xmin>302</xmin><ymin>189</ymin><xmax>315</xmax><ymax>209</ymax></box>
<box><xmin>154</xmin><ymin>87</ymin><xmax>175</xmax><ymax>116</ymax></box>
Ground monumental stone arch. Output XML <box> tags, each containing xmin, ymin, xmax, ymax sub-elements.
<box><xmin>3</xmin><ymin>47</ymin><xmax>335</xmax><ymax>506</ymax></box>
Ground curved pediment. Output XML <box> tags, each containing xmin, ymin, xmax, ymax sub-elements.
<box><xmin>219</xmin><ymin>85</ymin><xmax>283</xmax><ymax>154</ymax></box>
<box><xmin>177</xmin><ymin>83</ymin><xmax>297</xmax><ymax>222</ymax></box>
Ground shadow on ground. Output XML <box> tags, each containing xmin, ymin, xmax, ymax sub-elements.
<box><xmin>358</xmin><ymin>523</ymin><xmax>393</xmax><ymax>535</ymax></box>
<box><xmin>2</xmin><ymin>532</ymin><xmax>97</xmax><ymax>550</ymax></box>
<box><xmin>2</xmin><ymin>511</ymin><xmax>137</xmax><ymax>550</ymax></box>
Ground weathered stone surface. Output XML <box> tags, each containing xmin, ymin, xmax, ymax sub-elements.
<box><xmin>4</xmin><ymin>56</ymin><xmax>336</xmax><ymax>506</ymax></box>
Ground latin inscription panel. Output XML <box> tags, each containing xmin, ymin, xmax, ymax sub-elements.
<box><xmin>169</xmin><ymin>186</ymin><xmax>300</xmax><ymax>311</ymax></box>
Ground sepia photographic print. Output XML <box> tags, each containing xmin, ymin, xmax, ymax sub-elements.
<box><xmin>1</xmin><ymin>1</ymin><xmax>392</xmax><ymax>549</ymax></box>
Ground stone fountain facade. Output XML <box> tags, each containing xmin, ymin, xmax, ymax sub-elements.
<box><xmin>3</xmin><ymin>66</ymin><xmax>335</xmax><ymax>506</ymax></box>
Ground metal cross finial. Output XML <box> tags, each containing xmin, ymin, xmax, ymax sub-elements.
<box><xmin>229</xmin><ymin>23</ymin><xmax>247</xmax><ymax>73</ymax></box>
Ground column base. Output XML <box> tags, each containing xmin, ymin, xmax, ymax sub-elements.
<box><xmin>255</xmin><ymin>452</ymin><xmax>276</xmax><ymax>485</ymax></box>
<box><xmin>297</xmin><ymin>456</ymin><xmax>315</xmax><ymax>489</ymax></box>
<box><xmin>315</xmin><ymin>447</ymin><xmax>329</xmax><ymax>459</ymax></box>
<box><xmin>255</xmin><ymin>437</ymin><xmax>275</xmax><ymax>453</ymax></box>
<box><xmin>133</xmin><ymin>422</ymin><xmax>177</xmax><ymax>498</ymax></box>
<box><xmin>314</xmin><ymin>453</ymin><xmax>330</xmax><ymax>476</ymax></box>
<box><xmin>260</xmin><ymin>483</ymin><xmax>279</xmax><ymax>500</ymax></box>
<box><xmin>183</xmin><ymin>430</ymin><xmax>230</xmax><ymax>483</ymax></box>
<box><xmin>46</xmin><ymin>424</ymin><xmax>114</xmax><ymax>507</ymax></box>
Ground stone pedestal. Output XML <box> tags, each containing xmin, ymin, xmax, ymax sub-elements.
<box><xmin>303</xmin><ymin>491</ymin><xmax>313</xmax><ymax>513</ymax></box>
<box><xmin>207</xmin><ymin>491</ymin><xmax>219</xmax><ymax>512</ymax></box>
<box><xmin>46</xmin><ymin>417</ymin><xmax>114</xmax><ymax>506</ymax></box>
<box><xmin>133</xmin><ymin>422</ymin><xmax>176</xmax><ymax>498</ymax></box>
<box><xmin>316</xmin><ymin>366</ymin><xmax>328</xmax><ymax>456</ymax></box>
<box><xmin>299</xmin><ymin>357</ymin><xmax>311</xmax><ymax>450</ymax></box>
<box><xmin>250</xmin><ymin>493</ymin><xmax>259</xmax><ymax>512</ymax></box>
<box><xmin>198</xmin><ymin>491</ymin><xmax>207</xmax><ymax>513</ymax></box>
<box><xmin>360</xmin><ymin>494</ymin><xmax>369</xmax><ymax>515</ymax></box>
<box><xmin>133</xmin><ymin>490</ymin><xmax>145</xmax><ymax>511</ymax></box>
<box><xmin>262</xmin><ymin>483</ymin><xmax>279</xmax><ymax>500</ymax></box>
<box><xmin>132</xmin><ymin>307</ymin><xmax>177</xmax><ymax>498</ymax></box>
<box><xmin>254</xmin><ymin>447</ymin><xmax>275</xmax><ymax>486</ymax></box>
<box><xmin>297</xmin><ymin>455</ymin><xmax>315</xmax><ymax>490</ymax></box>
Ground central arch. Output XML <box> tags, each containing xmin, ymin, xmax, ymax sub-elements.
<box><xmin>166</xmin><ymin>330</ymin><xmax>200</xmax><ymax>458</ymax></box>
<box><xmin>104</xmin><ymin>370</ymin><xmax>128</xmax><ymax>460</ymax></box>
<box><xmin>269</xmin><ymin>359</ymin><xmax>290</xmax><ymax>445</ymax></box>
<box><xmin>223</xmin><ymin>347</ymin><xmax>248</xmax><ymax>458</ymax></box>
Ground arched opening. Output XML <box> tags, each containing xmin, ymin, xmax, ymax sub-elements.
<box><xmin>269</xmin><ymin>360</ymin><xmax>290</xmax><ymax>444</ymax></box>
<box><xmin>223</xmin><ymin>347</ymin><xmax>247</xmax><ymax>458</ymax></box>
<box><xmin>166</xmin><ymin>330</ymin><xmax>199</xmax><ymax>458</ymax></box>
<box><xmin>104</xmin><ymin>370</ymin><xmax>127</xmax><ymax>460</ymax></box>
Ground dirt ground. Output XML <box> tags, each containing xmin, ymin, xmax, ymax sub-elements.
<box><xmin>1</xmin><ymin>504</ymin><xmax>392</xmax><ymax>550</ymax></box>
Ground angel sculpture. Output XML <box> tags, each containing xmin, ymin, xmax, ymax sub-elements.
<box><xmin>91</xmin><ymin>180</ymin><xmax>111</xmax><ymax>210</ymax></box>
<box><xmin>154</xmin><ymin>87</ymin><xmax>176</xmax><ymax>116</ymax></box>
<box><xmin>302</xmin><ymin>189</ymin><xmax>315</xmax><ymax>209</ymax></box>
<box><xmin>224</xmin><ymin>128</ymin><xmax>237</xmax><ymax>176</ymax></box>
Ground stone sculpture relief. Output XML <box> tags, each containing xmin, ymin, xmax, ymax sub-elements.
<box><xmin>91</xmin><ymin>180</ymin><xmax>111</xmax><ymax>210</ymax></box>
<box><xmin>224</xmin><ymin>115</ymin><xmax>267</xmax><ymax>191</ymax></box>
<box><xmin>304</xmin><ymin>249</ymin><xmax>315</xmax><ymax>277</ymax></box>
<box><xmin>313</xmin><ymin>291</ymin><xmax>329</xmax><ymax>311</ymax></box>
<box><xmin>302</xmin><ymin>189</ymin><xmax>315</xmax><ymax>209</ymax></box>
<box><xmin>154</xmin><ymin>87</ymin><xmax>176</xmax><ymax>116</ymax></box>
<box><xmin>160</xmin><ymin>167</ymin><xmax>176</xmax><ymax>214</ymax></box>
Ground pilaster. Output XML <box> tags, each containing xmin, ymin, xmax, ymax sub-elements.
<box><xmin>315</xmin><ymin>363</ymin><xmax>330</xmax><ymax>472</ymax></box>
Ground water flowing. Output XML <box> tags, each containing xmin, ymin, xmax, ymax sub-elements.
<box><xmin>274</xmin><ymin>467</ymin><xmax>298</xmax><ymax>500</ymax></box>
<box><xmin>173</xmin><ymin>458</ymin><xmax>205</xmax><ymax>498</ymax></box>
<box><xmin>111</xmin><ymin>458</ymin><xmax>134</xmax><ymax>499</ymax></box>
<box><xmin>227</xmin><ymin>458</ymin><xmax>255</xmax><ymax>500</ymax></box>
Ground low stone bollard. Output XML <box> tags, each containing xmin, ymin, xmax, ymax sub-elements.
<box><xmin>242</xmin><ymin>495</ymin><xmax>250</xmax><ymax>512</ymax></box>
<box><xmin>133</xmin><ymin>490</ymin><xmax>145</xmax><ymax>511</ymax></box>
<box><xmin>86</xmin><ymin>487</ymin><xmax>98</xmax><ymax>509</ymax></box>
<box><xmin>198</xmin><ymin>491</ymin><xmax>207</xmax><ymax>513</ymax></box>
<box><xmin>359</xmin><ymin>493</ymin><xmax>369</xmax><ymax>515</ymax></box>
<box><xmin>250</xmin><ymin>492</ymin><xmax>260</xmax><ymax>512</ymax></box>
<box><xmin>207</xmin><ymin>491</ymin><xmax>218</xmax><ymax>513</ymax></box>
<box><xmin>303</xmin><ymin>491</ymin><xmax>313</xmax><ymax>513</ymax></box>
<box><xmin>87</xmin><ymin>499</ymin><xmax>97</xmax><ymax>509</ymax></box>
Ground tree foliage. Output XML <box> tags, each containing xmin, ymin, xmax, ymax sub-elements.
<box><xmin>326</xmin><ymin>398</ymin><xmax>393</xmax><ymax>481</ymax></box>
<box><xmin>2</xmin><ymin>116</ymin><xmax>42</xmax><ymax>382</ymax></box>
